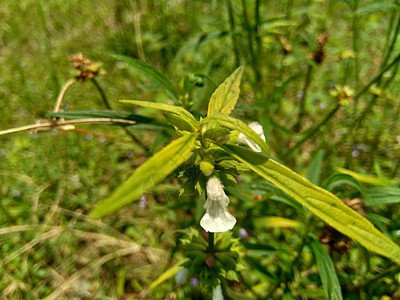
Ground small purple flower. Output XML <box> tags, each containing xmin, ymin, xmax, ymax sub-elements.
<box><xmin>86</xmin><ymin>133</ymin><xmax>93</xmax><ymax>141</ymax></box>
<box><xmin>296</xmin><ymin>91</ymin><xmax>304</xmax><ymax>99</ymax></box>
<box><xmin>98</xmin><ymin>136</ymin><xmax>106</xmax><ymax>143</ymax></box>
<box><xmin>239</xmin><ymin>228</ymin><xmax>249</xmax><ymax>239</ymax></box>
<box><xmin>139</xmin><ymin>195</ymin><xmax>147</xmax><ymax>209</ymax></box>
<box><xmin>353</xmin><ymin>145</ymin><xmax>358</xmax><ymax>151</ymax></box>
<box><xmin>329</xmin><ymin>81</ymin><xmax>335</xmax><ymax>89</ymax></box>
<box><xmin>352</xmin><ymin>150</ymin><xmax>359</xmax><ymax>158</ymax></box>
<box><xmin>396</xmin><ymin>230</ymin><xmax>400</xmax><ymax>236</ymax></box>
<box><xmin>190</xmin><ymin>277</ymin><xmax>199</xmax><ymax>286</ymax></box>
<box><xmin>13</xmin><ymin>190</ymin><xmax>21</xmax><ymax>197</ymax></box>
<box><xmin>236</xmin><ymin>177</ymin><xmax>243</xmax><ymax>184</ymax></box>
<box><xmin>301</xmin><ymin>62</ymin><xmax>308</xmax><ymax>69</ymax></box>
<box><xmin>319</xmin><ymin>102</ymin><xmax>326</xmax><ymax>110</ymax></box>
<box><xmin>126</xmin><ymin>151</ymin><xmax>134</xmax><ymax>158</ymax></box>
<box><xmin>51</xmin><ymin>129</ymin><xmax>58</xmax><ymax>136</ymax></box>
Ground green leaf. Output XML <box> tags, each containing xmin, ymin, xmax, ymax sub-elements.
<box><xmin>222</xmin><ymin>144</ymin><xmax>400</xmax><ymax>264</ymax></box>
<box><xmin>322</xmin><ymin>173</ymin><xmax>367</xmax><ymax>199</ymax></box>
<box><xmin>254</xmin><ymin>216</ymin><xmax>301</xmax><ymax>229</ymax></box>
<box><xmin>355</xmin><ymin>3</ymin><xmax>399</xmax><ymax>15</ymax></box>
<box><xmin>310</xmin><ymin>237</ymin><xmax>343</xmax><ymax>300</ymax></box>
<box><xmin>336</xmin><ymin>167</ymin><xmax>399</xmax><ymax>187</ymax></box>
<box><xmin>306</xmin><ymin>150</ymin><xmax>323</xmax><ymax>185</ymax></box>
<box><xmin>90</xmin><ymin>133</ymin><xmax>198</xmax><ymax>218</ymax></box>
<box><xmin>47</xmin><ymin>110</ymin><xmax>168</xmax><ymax>128</ymax></box>
<box><xmin>201</xmin><ymin>115</ymin><xmax>270</xmax><ymax>155</ymax></box>
<box><xmin>207</xmin><ymin>66</ymin><xmax>244</xmax><ymax>116</ymax></box>
<box><xmin>149</xmin><ymin>260</ymin><xmax>187</xmax><ymax>290</ymax></box>
<box><xmin>106</xmin><ymin>53</ymin><xmax>179</xmax><ymax>102</ymax></box>
<box><xmin>120</xmin><ymin>100</ymin><xmax>198</xmax><ymax>131</ymax></box>
<box><xmin>364</xmin><ymin>187</ymin><xmax>400</xmax><ymax>206</ymax></box>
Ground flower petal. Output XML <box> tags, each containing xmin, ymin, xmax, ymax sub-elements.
<box><xmin>200</xmin><ymin>198</ymin><xmax>236</xmax><ymax>232</ymax></box>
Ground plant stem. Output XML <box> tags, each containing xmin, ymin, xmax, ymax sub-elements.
<box><xmin>226</xmin><ymin>0</ymin><xmax>241</xmax><ymax>67</ymax></box>
<box><xmin>285</xmin><ymin>104</ymin><xmax>340</xmax><ymax>157</ymax></box>
<box><xmin>348</xmin><ymin>265</ymin><xmax>400</xmax><ymax>291</ymax></box>
<box><xmin>53</xmin><ymin>79</ymin><xmax>76</xmax><ymax>113</ymax></box>
<box><xmin>91</xmin><ymin>78</ymin><xmax>149</xmax><ymax>151</ymax></box>
<box><xmin>295</xmin><ymin>64</ymin><xmax>313</xmax><ymax>132</ymax></box>
<box><xmin>91</xmin><ymin>78</ymin><xmax>111</xmax><ymax>110</ymax></box>
<box><xmin>326</xmin><ymin>51</ymin><xmax>400</xmax><ymax>158</ymax></box>
<box><xmin>0</xmin><ymin>118</ymin><xmax>136</xmax><ymax>136</ymax></box>
<box><xmin>381</xmin><ymin>12</ymin><xmax>400</xmax><ymax>69</ymax></box>
<box><xmin>208</xmin><ymin>232</ymin><xmax>214</xmax><ymax>253</ymax></box>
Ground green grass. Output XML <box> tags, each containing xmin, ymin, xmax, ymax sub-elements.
<box><xmin>1</xmin><ymin>0</ymin><xmax>400</xmax><ymax>298</ymax></box>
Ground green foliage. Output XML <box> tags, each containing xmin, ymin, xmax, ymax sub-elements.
<box><xmin>310</xmin><ymin>236</ymin><xmax>343</xmax><ymax>300</ymax></box>
<box><xmin>2</xmin><ymin>0</ymin><xmax>400</xmax><ymax>298</ymax></box>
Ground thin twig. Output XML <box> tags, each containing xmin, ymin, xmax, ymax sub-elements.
<box><xmin>0</xmin><ymin>118</ymin><xmax>136</xmax><ymax>136</ymax></box>
<box><xmin>53</xmin><ymin>79</ymin><xmax>76</xmax><ymax>113</ymax></box>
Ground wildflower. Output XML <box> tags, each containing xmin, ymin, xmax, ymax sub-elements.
<box><xmin>190</xmin><ymin>277</ymin><xmax>199</xmax><ymax>286</ymax></box>
<box><xmin>175</xmin><ymin>268</ymin><xmax>189</xmax><ymax>284</ymax></box>
<box><xmin>200</xmin><ymin>177</ymin><xmax>236</xmax><ymax>233</ymax></box>
<box><xmin>239</xmin><ymin>228</ymin><xmax>249</xmax><ymax>239</ymax></box>
<box><xmin>213</xmin><ymin>285</ymin><xmax>224</xmax><ymax>300</ymax></box>
<box><xmin>236</xmin><ymin>122</ymin><xmax>266</xmax><ymax>152</ymax></box>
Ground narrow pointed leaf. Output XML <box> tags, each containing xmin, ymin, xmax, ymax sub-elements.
<box><xmin>310</xmin><ymin>237</ymin><xmax>343</xmax><ymax>300</ymax></box>
<box><xmin>223</xmin><ymin>144</ymin><xmax>400</xmax><ymax>264</ymax></box>
<box><xmin>207</xmin><ymin>66</ymin><xmax>244</xmax><ymax>116</ymax></box>
<box><xmin>106</xmin><ymin>53</ymin><xmax>179</xmax><ymax>102</ymax></box>
<box><xmin>306</xmin><ymin>150</ymin><xmax>323</xmax><ymax>185</ymax></box>
<box><xmin>90</xmin><ymin>133</ymin><xmax>198</xmax><ymax>218</ymax></box>
<box><xmin>202</xmin><ymin>115</ymin><xmax>270</xmax><ymax>155</ymax></box>
<box><xmin>149</xmin><ymin>260</ymin><xmax>187</xmax><ymax>290</ymax></box>
<box><xmin>121</xmin><ymin>100</ymin><xmax>198</xmax><ymax>131</ymax></box>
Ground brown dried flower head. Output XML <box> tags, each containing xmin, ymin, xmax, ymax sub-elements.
<box><xmin>69</xmin><ymin>52</ymin><xmax>103</xmax><ymax>81</ymax></box>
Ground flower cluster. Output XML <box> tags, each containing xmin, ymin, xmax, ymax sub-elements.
<box><xmin>200</xmin><ymin>122</ymin><xmax>266</xmax><ymax>233</ymax></box>
<box><xmin>200</xmin><ymin>177</ymin><xmax>236</xmax><ymax>233</ymax></box>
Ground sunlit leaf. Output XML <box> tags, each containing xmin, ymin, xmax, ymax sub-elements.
<box><xmin>336</xmin><ymin>168</ymin><xmax>399</xmax><ymax>187</ymax></box>
<box><xmin>223</xmin><ymin>144</ymin><xmax>400</xmax><ymax>264</ymax></box>
<box><xmin>207</xmin><ymin>66</ymin><xmax>244</xmax><ymax>117</ymax></box>
<box><xmin>90</xmin><ymin>133</ymin><xmax>198</xmax><ymax>218</ymax></box>
<box><xmin>310</xmin><ymin>237</ymin><xmax>343</xmax><ymax>300</ymax></box>
<box><xmin>120</xmin><ymin>100</ymin><xmax>198</xmax><ymax>131</ymax></box>
<box><xmin>254</xmin><ymin>216</ymin><xmax>301</xmax><ymax>229</ymax></box>
<box><xmin>201</xmin><ymin>115</ymin><xmax>270</xmax><ymax>155</ymax></box>
<box><xmin>149</xmin><ymin>260</ymin><xmax>187</xmax><ymax>290</ymax></box>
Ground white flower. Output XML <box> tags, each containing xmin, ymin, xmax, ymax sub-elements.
<box><xmin>200</xmin><ymin>177</ymin><xmax>236</xmax><ymax>233</ymax></box>
<box><xmin>236</xmin><ymin>122</ymin><xmax>266</xmax><ymax>152</ymax></box>
<box><xmin>213</xmin><ymin>285</ymin><xmax>224</xmax><ymax>300</ymax></box>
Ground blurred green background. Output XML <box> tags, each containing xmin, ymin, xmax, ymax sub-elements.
<box><xmin>1</xmin><ymin>0</ymin><xmax>400</xmax><ymax>299</ymax></box>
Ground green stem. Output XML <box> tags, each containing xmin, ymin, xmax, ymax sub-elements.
<box><xmin>91</xmin><ymin>78</ymin><xmax>112</xmax><ymax>110</ymax></box>
<box><xmin>295</xmin><ymin>64</ymin><xmax>313</xmax><ymax>132</ymax></box>
<box><xmin>352</xmin><ymin>0</ymin><xmax>360</xmax><ymax>101</ymax></box>
<box><xmin>91</xmin><ymin>78</ymin><xmax>149</xmax><ymax>151</ymax></box>
<box><xmin>348</xmin><ymin>265</ymin><xmax>400</xmax><ymax>291</ymax></box>
<box><xmin>226</xmin><ymin>0</ymin><xmax>241</xmax><ymax>67</ymax></box>
<box><xmin>241</xmin><ymin>0</ymin><xmax>262</xmax><ymax>101</ymax></box>
<box><xmin>285</xmin><ymin>104</ymin><xmax>340</xmax><ymax>157</ymax></box>
<box><xmin>208</xmin><ymin>232</ymin><xmax>214</xmax><ymax>253</ymax></box>
<box><xmin>381</xmin><ymin>12</ymin><xmax>400</xmax><ymax>69</ymax></box>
